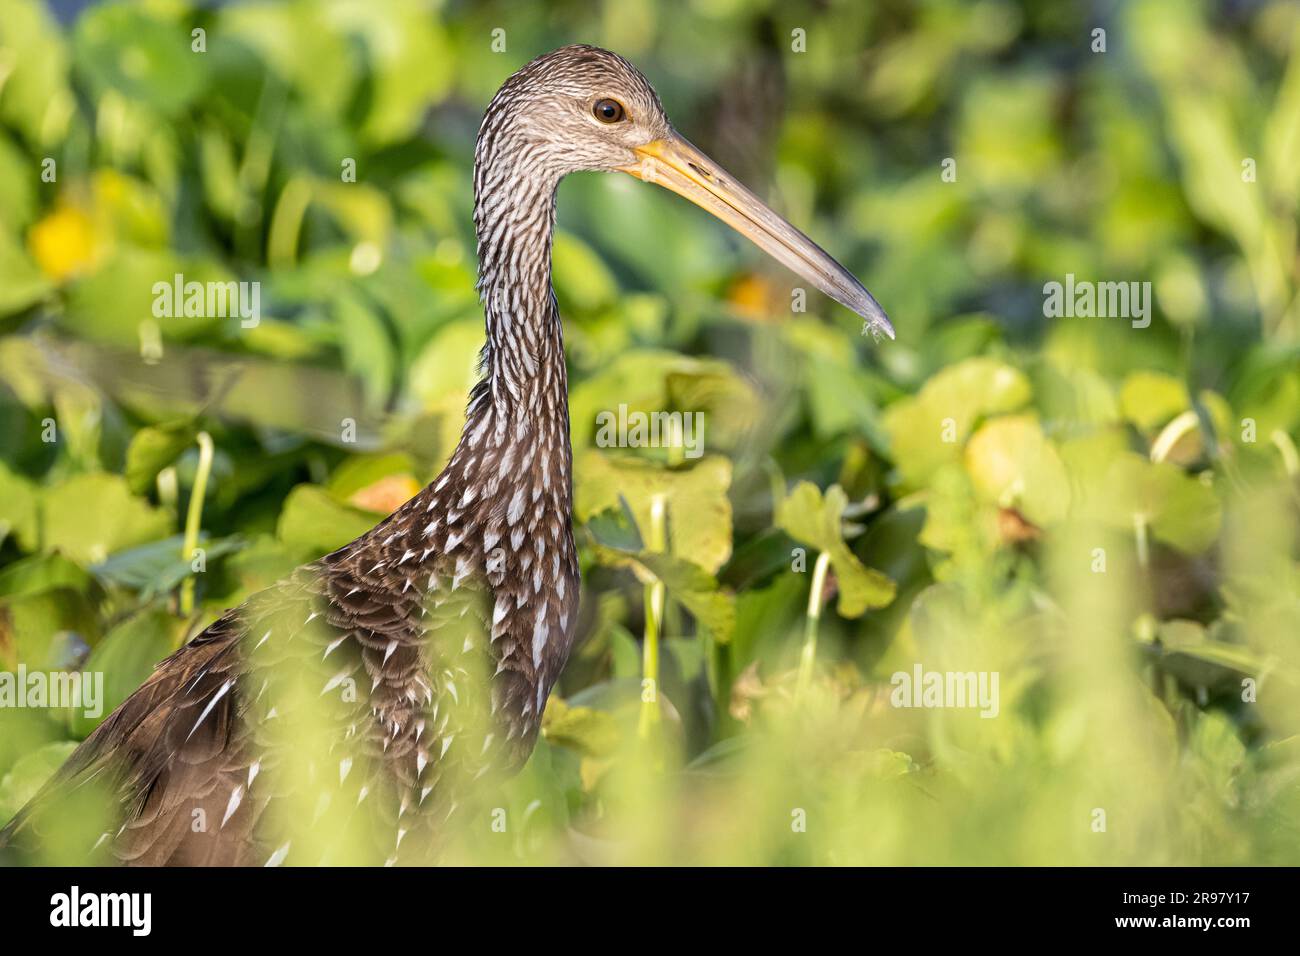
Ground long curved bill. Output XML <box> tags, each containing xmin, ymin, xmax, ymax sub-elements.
<box><xmin>617</xmin><ymin>133</ymin><xmax>893</xmax><ymax>339</ymax></box>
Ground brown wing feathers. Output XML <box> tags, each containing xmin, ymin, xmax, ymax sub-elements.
<box><xmin>0</xmin><ymin>48</ymin><xmax>621</xmax><ymax>867</ymax></box>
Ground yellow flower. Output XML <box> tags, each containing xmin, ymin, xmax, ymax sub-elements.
<box><xmin>28</xmin><ymin>204</ymin><xmax>101</xmax><ymax>282</ymax></box>
<box><xmin>726</xmin><ymin>272</ymin><xmax>784</xmax><ymax>321</ymax></box>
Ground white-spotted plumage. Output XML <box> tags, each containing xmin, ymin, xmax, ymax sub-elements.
<box><xmin>2</xmin><ymin>44</ymin><xmax>671</xmax><ymax>869</ymax></box>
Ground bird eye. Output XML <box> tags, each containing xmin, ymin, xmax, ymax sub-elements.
<box><xmin>593</xmin><ymin>98</ymin><xmax>625</xmax><ymax>123</ymax></box>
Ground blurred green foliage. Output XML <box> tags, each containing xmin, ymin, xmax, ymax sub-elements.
<box><xmin>1</xmin><ymin>0</ymin><xmax>1299</xmax><ymax>864</ymax></box>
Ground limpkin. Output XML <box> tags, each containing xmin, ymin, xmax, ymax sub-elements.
<box><xmin>1</xmin><ymin>45</ymin><xmax>891</xmax><ymax>865</ymax></box>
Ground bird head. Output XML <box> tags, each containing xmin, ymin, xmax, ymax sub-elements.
<box><xmin>479</xmin><ymin>45</ymin><xmax>893</xmax><ymax>339</ymax></box>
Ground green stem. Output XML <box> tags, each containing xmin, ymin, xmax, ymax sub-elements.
<box><xmin>1270</xmin><ymin>428</ymin><xmax>1300</xmax><ymax>477</ymax></box>
<box><xmin>156</xmin><ymin>466</ymin><xmax>178</xmax><ymax>511</ymax></box>
<box><xmin>180</xmin><ymin>432</ymin><xmax>214</xmax><ymax>617</ymax></box>
<box><xmin>267</xmin><ymin>176</ymin><xmax>313</xmax><ymax>270</ymax></box>
<box><xmin>795</xmin><ymin>550</ymin><xmax>832</xmax><ymax>701</ymax></box>
<box><xmin>1150</xmin><ymin>409</ymin><xmax>1200</xmax><ymax>463</ymax></box>
<box><xmin>638</xmin><ymin>494</ymin><xmax>668</xmax><ymax>740</ymax></box>
<box><xmin>666</xmin><ymin>415</ymin><xmax>684</xmax><ymax>468</ymax></box>
<box><xmin>1133</xmin><ymin>513</ymin><xmax>1150</xmax><ymax>571</ymax></box>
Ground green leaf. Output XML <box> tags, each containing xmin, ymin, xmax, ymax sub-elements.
<box><xmin>569</xmin><ymin>350</ymin><xmax>761</xmax><ymax>453</ymax></box>
<box><xmin>553</xmin><ymin>231</ymin><xmax>620</xmax><ymax>312</ymax></box>
<box><xmin>197</xmin><ymin>123</ymin><xmax>241</xmax><ymax>224</ymax></box>
<box><xmin>1094</xmin><ymin>454</ymin><xmax>1222</xmax><ymax>554</ymax></box>
<box><xmin>327</xmin><ymin>4</ymin><xmax>454</xmax><ymax>146</ymax></box>
<box><xmin>41</xmin><ymin>473</ymin><xmax>172</xmax><ymax>565</ymax></box>
<box><xmin>593</xmin><ymin>545</ymin><xmax>736</xmax><ymax>642</ymax></box>
<box><xmin>883</xmin><ymin>357</ymin><xmax>1031</xmax><ymax>487</ymax></box>
<box><xmin>0</xmin><ymin>0</ymin><xmax>73</xmax><ymax>149</ymax></box>
<box><xmin>91</xmin><ymin>533</ymin><xmax>244</xmax><ymax>601</ymax></box>
<box><xmin>730</xmin><ymin>574</ymin><xmax>804</xmax><ymax>673</ymax></box>
<box><xmin>277</xmin><ymin>485</ymin><xmax>381</xmax><ymax>556</ymax></box>
<box><xmin>584</xmin><ymin>503</ymin><xmax>645</xmax><ymax>553</ymax></box>
<box><xmin>0</xmin><ymin>553</ymin><xmax>91</xmax><ymax>599</ymax></box>
<box><xmin>1149</xmin><ymin>619</ymin><xmax>1265</xmax><ymax>687</ymax></box>
<box><xmin>61</xmin><ymin>249</ymin><xmax>231</xmax><ymax>346</ymax></box>
<box><xmin>326</xmin><ymin>453</ymin><xmax>420</xmax><ymax>500</ymax></box>
<box><xmin>607</xmin><ymin>624</ymin><xmax>642</xmax><ymax>680</ymax></box>
<box><xmin>958</xmin><ymin>73</ymin><xmax>1062</xmax><ymax>190</ymax></box>
<box><xmin>124</xmin><ymin>421</ymin><xmax>196</xmax><ymax>494</ymax></box>
<box><xmin>541</xmin><ymin>698</ymin><xmax>621</xmax><ymax>758</ymax></box>
<box><xmin>222</xmin><ymin>2</ymin><xmax>356</xmax><ymax>118</ymax></box>
<box><xmin>964</xmin><ymin>414</ymin><xmax>1070</xmax><ymax>527</ymax></box>
<box><xmin>915</xmin><ymin>464</ymin><xmax>988</xmax><ymax>560</ymax></box>
<box><xmin>785</xmin><ymin>318</ymin><xmax>887</xmax><ymax>444</ymax></box>
<box><xmin>0</xmin><ymin>229</ymin><xmax>52</xmax><ymax>317</ymax></box>
<box><xmin>0</xmin><ymin>741</ymin><xmax>77</xmax><ymax>827</ymax></box>
<box><xmin>0</xmin><ymin>462</ymin><xmax>40</xmax><ymax>551</ymax></box>
<box><xmin>334</xmin><ymin>293</ymin><xmax>396</xmax><ymax>411</ymax></box>
<box><xmin>575</xmin><ymin>451</ymin><xmax>734</xmax><ymax>575</ymax></box>
<box><xmin>1058</xmin><ymin>428</ymin><xmax>1133</xmax><ymax>495</ymax></box>
<box><xmin>311</xmin><ymin>181</ymin><xmax>394</xmax><ymax>248</ymax></box>
<box><xmin>73</xmin><ymin>3</ymin><xmax>209</xmax><ymax>117</ymax></box>
<box><xmin>409</xmin><ymin>318</ymin><xmax>490</xmax><ymax>462</ymax></box>
<box><xmin>1</xmin><ymin>587</ymin><xmax>98</xmax><ymax>668</ymax></box>
<box><xmin>68</xmin><ymin>608</ymin><xmax>181</xmax><ymax>737</ymax></box>
<box><xmin>1120</xmin><ymin>370</ymin><xmax>1189</xmax><ymax>430</ymax></box>
<box><xmin>222</xmin><ymin>534</ymin><xmax>304</xmax><ymax>602</ymax></box>
<box><xmin>1188</xmin><ymin>710</ymin><xmax>1246</xmax><ymax>805</ymax></box>
<box><xmin>860</xmin><ymin>748</ymin><xmax>919</xmax><ymax>779</ymax></box>
<box><xmin>776</xmin><ymin>482</ymin><xmax>896</xmax><ymax>617</ymax></box>
<box><xmin>1032</xmin><ymin>360</ymin><xmax>1121</xmax><ymax>429</ymax></box>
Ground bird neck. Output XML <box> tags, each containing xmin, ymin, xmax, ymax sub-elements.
<box><xmin>472</xmin><ymin>167</ymin><xmax>567</xmax><ymax>427</ymax></box>
<box><xmin>423</xmin><ymin>152</ymin><xmax>574</xmax><ymax>540</ymax></box>
<box><xmin>339</xmin><ymin>148</ymin><xmax>578</xmax><ymax>616</ymax></box>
